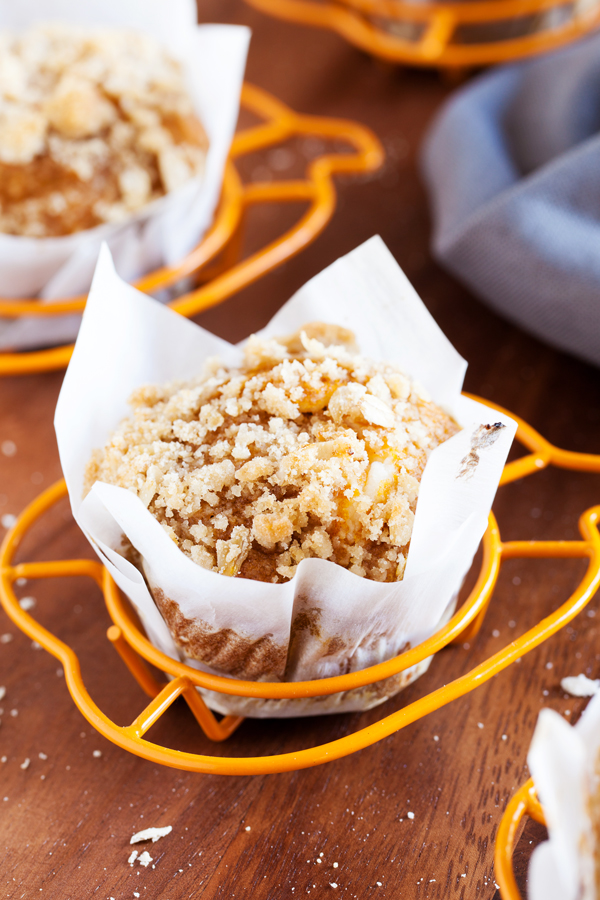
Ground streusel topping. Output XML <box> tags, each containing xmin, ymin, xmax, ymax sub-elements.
<box><xmin>85</xmin><ymin>323</ymin><xmax>460</xmax><ymax>583</ymax></box>
<box><xmin>0</xmin><ymin>23</ymin><xmax>208</xmax><ymax>237</ymax></box>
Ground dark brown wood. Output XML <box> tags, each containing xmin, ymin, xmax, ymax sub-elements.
<box><xmin>1</xmin><ymin>3</ymin><xmax>599</xmax><ymax>899</ymax></box>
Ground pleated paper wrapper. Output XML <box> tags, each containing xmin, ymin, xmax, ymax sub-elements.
<box><xmin>55</xmin><ymin>236</ymin><xmax>516</xmax><ymax>717</ymax></box>
<box><xmin>0</xmin><ymin>0</ymin><xmax>249</xmax><ymax>350</ymax></box>
<box><xmin>528</xmin><ymin>693</ymin><xmax>600</xmax><ymax>900</ymax></box>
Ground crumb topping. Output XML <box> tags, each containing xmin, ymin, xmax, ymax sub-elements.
<box><xmin>0</xmin><ymin>23</ymin><xmax>208</xmax><ymax>237</ymax></box>
<box><xmin>85</xmin><ymin>323</ymin><xmax>460</xmax><ymax>583</ymax></box>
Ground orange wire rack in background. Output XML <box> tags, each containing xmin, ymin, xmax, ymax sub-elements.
<box><xmin>0</xmin><ymin>82</ymin><xmax>383</xmax><ymax>377</ymax></box>
<box><xmin>495</xmin><ymin>778</ymin><xmax>545</xmax><ymax>900</ymax></box>
<box><xmin>244</xmin><ymin>0</ymin><xmax>600</xmax><ymax>68</ymax></box>
<box><xmin>1</xmin><ymin>398</ymin><xmax>599</xmax><ymax>775</ymax></box>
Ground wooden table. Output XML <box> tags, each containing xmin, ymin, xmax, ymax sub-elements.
<box><xmin>1</xmin><ymin>3</ymin><xmax>599</xmax><ymax>898</ymax></box>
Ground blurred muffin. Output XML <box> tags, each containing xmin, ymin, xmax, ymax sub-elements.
<box><xmin>0</xmin><ymin>23</ymin><xmax>208</xmax><ymax>237</ymax></box>
<box><xmin>85</xmin><ymin>322</ymin><xmax>459</xmax><ymax>584</ymax></box>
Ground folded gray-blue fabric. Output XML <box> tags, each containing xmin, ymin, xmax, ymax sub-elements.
<box><xmin>421</xmin><ymin>35</ymin><xmax>600</xmax><ymax>367</ymax></box>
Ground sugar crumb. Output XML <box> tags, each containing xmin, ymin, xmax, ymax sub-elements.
<box><xmin>130</xmin><ymin>825</ymin><xmax>172</xmax><ymax>844</ymax></box>
<box><xmin>561</xmin><ymin>674</ymin><xmax>600</xmax><ymax>697</ymax></box>
<box><xmin>19</xmin><ymin>597</ymin><xmax>36</xmax><ymax>611</ymax></box>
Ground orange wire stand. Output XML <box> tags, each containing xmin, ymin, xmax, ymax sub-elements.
<box><xmin>1</xmin><ymin>398</ymin><xmax>600</xmax><ymax>774</ymax></box>
<box><xmin>245</xmin><ymin>0</ymin><xmax>600</xmax><ymax>68</ymax></box>
<box><xmin>495</xmin><ymin>778</ymin><xmax>545</xmax><ymax>900</ymax></box>
<box><xmin>0</xmin><ymin>82</ymin><xmax>383</xmax><ymax>377</ymax></box>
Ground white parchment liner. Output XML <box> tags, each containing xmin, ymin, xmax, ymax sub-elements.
<box><xmin>0</xmin><ymin>0</ymin><xmax>249</xmax><ymax>350</ymax></box>
<box><xmin>528</xmin><ymin>693</ymin><xmax>600</xmax><ymax>900</ymax></box>
<box><xmin>55</xmin><ymin>236</ymin><xmax>516</xmax><ymax>717</ymax></box>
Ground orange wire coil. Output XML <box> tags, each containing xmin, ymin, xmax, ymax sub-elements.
<box><xmin>495</xmin><ymin>778</ymin><xmax>545</xmax><ymax>900</ymax></box>
<box><xmin>244</xmin><ymin>0</ymin><xmax>600</xmax><ymax>68</ymax></box>
<box><xmin>0</xmin><ymin>82</ymin><xmax>383</xmax><ymax>377</ymax></box>
<box><xmin>1</xmin><ymin>397</ymin><xmax>599</xmax><ymax>775</ymax></box>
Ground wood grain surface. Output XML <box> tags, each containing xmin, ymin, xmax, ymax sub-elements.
<box><xmin>1</xmin><ymin>3</ymin><xmax>599</xmax><ymax>899</ymax></box>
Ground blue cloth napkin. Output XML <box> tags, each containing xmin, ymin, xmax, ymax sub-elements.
<box><xmin>421</xmin><ymin>36</ymin><xmax>600</xmax><ymax>368</ymax></box>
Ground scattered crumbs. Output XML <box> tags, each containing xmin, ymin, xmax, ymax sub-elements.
<box><xmin>15</xmin><ymin>577</ymin><xmax>27</xmax><ymax>586</ymax></box>
<box><xmin>130</xmin><ymin>825</ymin><xmax>172</xmax><ymax>844</ymax></box>
<box><xmin>0</xmin><ymin>634</ymin><xmax>13</xmax><ymax>644</ymax></box>
<box><xmin>319</xmin><ymin>853</ymin><xmax>324</xmax><ymax>858</ymax></box>
<box><xmin>463</xmin><ymin>643</ymin><xmax>470</xmax><ymax>650</ymax></box>
<box><xmin>138</xmin><ymin>851</ymin><xmax>153</xmax><ymax>867</ymax></box>
<box><xmin>477</xmin><ymin>723</ymin><xmax>484</xmax><ymax>729</ymax></box>
<box><xmin>329</xmin><ymin>884</ymin><xmax>338</xmax><ymax>889</ymax></box>
<box><xmin>20</xmin><ymin>758</ymin><xmax>30</xmax><ymax>770</ymax></box>
<box><xmin>546</xmin><ymin>662</ymin><xmax>553</xmax><ymax>670</ymax></box>
<box><xmin>1</xmin><ymin>440</ymin><xmax>16</xmax><ymax>457</ymax></box>
<box><xmin>508</xmin><ymin>620</ymin><xmax>516</xmax><ymax>628</ymax></box>
<box><xmin>429</xmin><ymin>880</ymin><xmax>436</xmax><ymax>883</ymax></box>
<box><xmin>31</xmin><ymin>641</ymin><xmax>41</xmax><ymax>650</ymax></box>
<box><xmin>588</xmin><ymin>610</ymin><xmax>596</xmax><ymax>618</ymax></box>
<box><xmin>93</xmin><ymin>750</ymin><xmax>102</xmax><ymax>758</ymax></box>
<box><xmin>376</xmin><ymin>882</ymin><xmax>383</xmax><ymax>887</ymax></box>
<box><xmin>3</xmin><ymin>797</ymin><xmax>8</xmax><ymax>801</ymax></box>
<box><xmin>316</xmin><ymin>859</ymin><xmax>322</xmax><ymax>864</ymax></box>
<box><xmin>66</xmin><ymin>765</ymin><xmax>70</xmax><ymax>770</ymax></box>
<box><xmin>561</xmin><ymin>674</ymin><xmax>600</xmax><ymax>697</ymax></box>
<box><xmin>19</xmin><ymin>597</ymin><xmax>36</xmax><ymax>611</ymax></box>
<box><xmin>433</xmin><ymin>735</ymin><xmax>439</xmax><ymax>742</ymax></box>
<box><xmin>0</xmin><ymin>756</ymin><xmax>6</xmax><ymax>763</ymax></box>
<box><xmin>512</xmin><ymin>576</ymin><xmax>521</xmax><ymax>586</ymax></box>
<box><xmin>134</xmin><ymin>894</ymin><xmax>140</xmax><ymax>898</ymax></box>
<box><xmin>492</xmin><ymin>629</ymin><xmax>500</xmax><ymax>638</ymax></box>
<box><xmin>565</xmin><ymin>710</ymin><xmax>571</xmax><ymax>716</ymax></box>
<box><xmin>56</xmin><ymin>669</ymin><xmax>64</xmax><ymax>677</ymax></box>
<box><xmin>542</xmin><ymin>689</ymin><xmax>549</xmax><ymax>696</ymax></box>
<box><xmin>0</xmin><ymin>687</ymin><xmax>5</xmax><ymax>701</ymax></box>
<box><xmin>128</xmin><ymin>851</ymin><xmax>138</xmax><ymax>866</ymax></box>
<box><xmin>40</xmin><ymin>775</ymin><xmax>45</xmax><ymax>781</ymax></box>
<box><xmin>244</xmin><ymin>826</ymin><xmax>251</xmax><ymax>832</ymax></box>
<box><xmin>407</xmin><ymin>811</ymin><xmax>415</xmax><ymax>820</ymax></box>
<box><xmin>39</xmin><ymin>752</ymin><xmax>47</xmax><ymax>760</ymax></box>
<box><xmin>10</xmin><ymin>709</ymin><xmax>18</xmax><ymax>717</ymax></box>
<box><xmin>333</xmin><ymin>863</ymin><xmax>338</xmax><ymax>869</ymax></box>
<box><xmin>1</xmin><ymin>514</ymin><xmax>17</xmax><ymax>529</ymax></box>
<box><xmin>501</xmin><ymin>734</ymin><xmax>508</xmax><ymax>741</ymax></box>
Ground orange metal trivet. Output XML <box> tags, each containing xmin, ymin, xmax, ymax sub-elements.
<box><xmin>244</xmin><ymin>0</ymin><xmax>600</xmax><ymax>69</ymax></box>
<box><xmin>0</xmin><ymin>82</ymin><xmax>383</xmax><ymax>377</ymax></box>
<box><xmin>1</xmin><ymin>398</ymin><xmax>599</xmax><ymax>774</ymax></box>
<box><xmin>495</xmin><ymin>778</ymin><xmax>545</xmax><ymax>899</ymax></box>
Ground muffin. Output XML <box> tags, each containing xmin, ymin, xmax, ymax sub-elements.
<box><xmin>0</xmin><ymin>23</ymin><xmax>208</xmax><ymax>238</ymax></box>
<box><xmin>57</xmin><ymin>237</ymin><xmax>515</xmax><ymax>715</ymax></box>
<box><xmin>528</xmin><ymin>691</ymin><xmax>600</xmax><ymax>900</ymax></box>
<box><xmin>85</xmin><ymin>321</ymin><xmax>459</xmax><ymax>586</ymax></box>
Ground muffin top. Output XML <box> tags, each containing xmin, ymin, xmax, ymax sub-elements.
<box><xmin>0</xmin><ymin>23</ymin><xmax>208</xmax><ymax>237</ymax></box>
<box><xmin>85</xmin><ymin>323</ymin><xmax>460</xmax><ymax>583</ymax></box>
